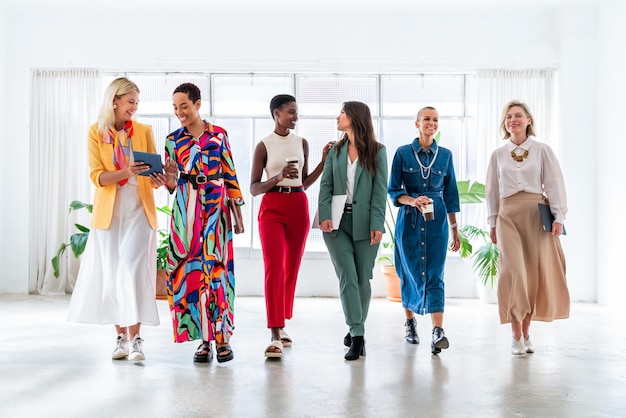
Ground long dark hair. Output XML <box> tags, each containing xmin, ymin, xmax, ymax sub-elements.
<box><xmin>335</xmin><ymin>101</ymin><xmax>382</xmax><ymax>175</ymax></box>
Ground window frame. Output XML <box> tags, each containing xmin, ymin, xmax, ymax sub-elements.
<box><xmin>107</xmin><ymin>71</ymin><xmax>478</xmax><ymax>253</ymax></box>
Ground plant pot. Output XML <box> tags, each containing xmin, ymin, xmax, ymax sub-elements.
<box><xmin>476</xmin><ymin>281</ymin><xmax>497</xmax><ymax>304</ymax></box>
<box><xmin>381</xmin><ymin>265</ymin><xmax>402</xmax><ymax>302</ymax></box>
<box><xmin>156</xmin><ymin>269</ymin><xmax>168</xmax><ymax>300</ymax></box>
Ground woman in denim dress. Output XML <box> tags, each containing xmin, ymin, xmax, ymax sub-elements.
<box><xmin>388</xmin><ymin>106</ymin><xmax>460</xmax><ymax>355</ymax></box>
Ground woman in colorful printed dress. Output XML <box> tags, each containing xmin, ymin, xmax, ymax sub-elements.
<box><xmin>250</xmin><ymin>94</ymin><xmax>333</xmax><ymax>358</ymax></box>
<box><xmin>388</xmin><ymin>106</ymin><xmax>460</xmax><ymax>355</ymax></box>
<box><xmin>67</xmin><ymin>77</ymin><xmax>168</xmax><ymax>361</ymax></box>
<box><xmin>486</xmin><ymin>100</ymin><xmax>569</xmax><ymax>355</ymax></box>
<box><xmin>163</xmin><ymin>83</ymin><xmax>244</xmax><ymax>363</ymax></box>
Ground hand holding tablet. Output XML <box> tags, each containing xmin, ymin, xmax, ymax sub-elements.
<box><xmin>133</xmin><ymin>151</ymin><xmax>164</xmax><ymax>176</ymax></box>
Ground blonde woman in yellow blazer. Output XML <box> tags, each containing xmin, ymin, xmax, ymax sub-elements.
<box><xmin>68</xmin><ymin>77</ymin><xmax>168</xmax><ymax>362</ymax></box>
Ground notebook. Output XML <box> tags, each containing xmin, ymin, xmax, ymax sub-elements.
<box><xmin>538</xmin><ymin>203</ymin><xmax>566</xmax><ymax>235</ymax></box>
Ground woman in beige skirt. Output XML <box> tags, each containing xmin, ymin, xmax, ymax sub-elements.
<box><xmin>486</xmin><ymin>100</ymin><xmax>569</xmax><ymax>355</ymax></box>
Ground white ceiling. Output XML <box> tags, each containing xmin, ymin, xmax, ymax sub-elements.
<box><xmin>0</xmin><ymin>0</ymin><xmax>605</xmax><ymax>12</ymax></box>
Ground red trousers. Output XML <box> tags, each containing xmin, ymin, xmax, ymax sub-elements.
<box><xmin>258</xmin><ymin>190</ymin><xmax>310</xmax><ymax>328</ymax></box>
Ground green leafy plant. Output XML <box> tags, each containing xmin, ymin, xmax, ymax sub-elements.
<box><xmin>156</xmin><ymin>205</ymin><xmax>172</xmax><ymax>271</ymax></box>
<box><xmin>377</xmin><ymin>198</ymin><xmax>397</xmax><ymax>266</ymax></box>
<box><xmin>456</xmin><ymin>180</ymin><xmax>499</xmax><ymax>289</ymax></box>
<box><xmin>51</xmin><ymin>200</ymin><xmax>93</xmax><ymax>278</ymax></box>
<box><xmin>52</xmin><ymin>202</ymin><xmax>173</xmax><ymax>277</ymax></box>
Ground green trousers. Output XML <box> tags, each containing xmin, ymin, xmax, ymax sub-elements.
<box><xmin>323</xmin><ymin>212</ymin><xmax>380</xmax><ymax>337</ymax></box>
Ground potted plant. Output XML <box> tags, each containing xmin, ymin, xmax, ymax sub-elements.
<box><xmin>378</xmin><ymin>198</ymin><xmax>401</xmax><ymax>302</ymax></box>
<box><xmin>51</xmin><ymin>200</ymin><xmax>92</xmax><ymax>278</ymax></box>
<box><xmin>456</xmin><ymin>180</ymin><xmax>499</xmax><ymax>300</ymax></box>
<box><xmin>52</xmin><ymin>201</ymin><xmax>173</xmax><ymax>300</ymax></box>
<box><xmin>155</xmin><ymin>205</ymin><xmax>171</xmax><ymax>300</ymax></box>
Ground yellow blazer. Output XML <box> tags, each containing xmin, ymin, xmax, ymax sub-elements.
<box><xmin>88</xmin><ymin>121</ymin><xmax>158</xmax><ymax>230</ymax></box>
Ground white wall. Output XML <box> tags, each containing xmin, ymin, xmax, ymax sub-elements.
<box><xmin>0</xmin><ymin>2</ymin><xmax>610</xmax><ymax>304</ymax></box>
<box><xmin>0</xmin><ymin>5</ymin><xmax>8</xmax><ymax>293</ymax></box>
<box><xmin>558</xmin><ymin>7</ymin><xmax>599</xmax><ymax>302</ymax></box>
<box><xmin>596</xmin><ymin>1</ymin><xmax>626</xmax><ymax>307</ymax></box>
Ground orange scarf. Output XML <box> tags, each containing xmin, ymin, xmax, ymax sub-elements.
<box><xmin>102</xmin><ymin>121</ymin><xmax>134</xmax><ymax>186</ymax></box>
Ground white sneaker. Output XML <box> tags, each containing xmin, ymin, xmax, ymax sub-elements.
<box><xmin>511</xmin><ymin>337</ymin><xmax>526</xmax><ymax>355</ymax></box>
<box><xmin>128</xmin><ymin>335</ymin><xmax>145</xmax><ymax>361</ymax></box>
<box><xmin>112</xmin><ymin>333</ymin><xmax>129</xmax><ymax>360</ymax></box>
<box><xmin>524</xmin><ymin>337</ymin><xmax>535</xmax><ymax>353</ymax></box>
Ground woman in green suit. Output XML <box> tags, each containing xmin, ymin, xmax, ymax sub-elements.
<box><xmin>319</xmin><ymin>101</ymin><xmax>388</xmax><ymax>361</ymax></box>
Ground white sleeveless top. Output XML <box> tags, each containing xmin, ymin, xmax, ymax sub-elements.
<box><xmin>261</xmin><ymin>131</ymin><xmax>305</xmax><ymax>187</ymax></box>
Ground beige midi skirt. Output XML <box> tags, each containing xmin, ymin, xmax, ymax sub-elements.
<box><xmin>496</xmin><ymin>192</ymin><xmax>570</xmax><ymax>324</ymax></box>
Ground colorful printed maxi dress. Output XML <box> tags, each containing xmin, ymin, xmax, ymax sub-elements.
<box><xmin>165</xmin><ymin>121</ymin><xmax>244</xmax><ymax>344</ymax></box>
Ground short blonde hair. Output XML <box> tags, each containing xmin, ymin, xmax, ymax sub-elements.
<box><xmin>499</xmin><ymin>100</ymin><xmax>537</xmax><ymax>139</ymax></box>
<box><xmin>97</xmin><ymin>77</ymin><xmax>140</xmax><ymax>133</ymax></box>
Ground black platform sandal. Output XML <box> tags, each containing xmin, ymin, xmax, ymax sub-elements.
<box><xmin>216</xmin><ymin>344</ymin><xmax>234</xmax><ymax>363</ymax></box>
<box><xmin>194</xmin><ymin>341</ymin><xmax>213</xmax><ymax>363</ymax></box>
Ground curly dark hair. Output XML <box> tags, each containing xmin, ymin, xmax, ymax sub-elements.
<box><xmin>173</xmin><ymin>82</ymin><xmax>201</xmax><ymax>103</ymax></box>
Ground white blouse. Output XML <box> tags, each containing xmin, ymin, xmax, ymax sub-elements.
<box><xmin>346</xmin><ymin>157</ymin><xmax>358</xmax><ymax>204</ymax></box>
<box><xmin>486</xmin><ymin>137</ymin><xmax>567</xmax><ymax>227</ymax></box>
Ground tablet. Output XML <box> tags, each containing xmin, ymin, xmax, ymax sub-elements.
<box><xmin>133</xmin><ymin>151</ymin><xmax>164</xmax><ymax>176</ymax></box>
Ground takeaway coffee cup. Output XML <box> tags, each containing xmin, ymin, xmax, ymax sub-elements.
<box><xmin>422</xmin><ymin>201</ymin><xmax>435</xmax><ymax>221</ymax></box>
<box><xmin>285</xmin><ymin>157</ymin><xmax>299</xmax><ymax>178</ymax></box>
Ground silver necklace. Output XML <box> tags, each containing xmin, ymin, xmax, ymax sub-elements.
<box><xmin>413</xmin><ymin>145</ymin><xmax>439</xmax><ymax>180</ymax></box>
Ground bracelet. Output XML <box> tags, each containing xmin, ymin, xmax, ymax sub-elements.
<box><xmin>449</xmin><ymin>223</ymin><xmax>458</xmax><ymax>229</ymax></box>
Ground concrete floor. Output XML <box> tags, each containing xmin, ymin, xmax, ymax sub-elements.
<box><xmin>0</xmin><ymin>295</ymin><xmax>624</xmax><ymax>418</ymax></box>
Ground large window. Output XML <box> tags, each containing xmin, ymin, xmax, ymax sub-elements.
<box><xmin>104</xmin><ymin>72</ymin><xmax>479</xmax><ymax>252</ymax></box>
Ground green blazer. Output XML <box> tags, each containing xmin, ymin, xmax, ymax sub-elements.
<box><xmin>318</xmin><ymin>142</ymin><xmax>388</xmax><ymax>241</ymax></box>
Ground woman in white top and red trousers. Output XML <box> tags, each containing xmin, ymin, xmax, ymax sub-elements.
<box><xmin>250</xmin><ymin>94</ymin><xmax>333</xmax><ymax>358</ymax></box>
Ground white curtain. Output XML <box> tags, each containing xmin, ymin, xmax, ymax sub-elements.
<box><xmin>476</xmin><ymin>69</ymin><xmax>560</xmax><ymax>182</ymax></box>
<box><xmin>29</xmin><ymin>69</ymin><xmax>100</xmax><ymax>295</ymax></box>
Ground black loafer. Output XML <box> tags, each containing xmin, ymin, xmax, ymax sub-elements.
<box><xmin>405</xmin><ymin>317</ymin><xmax>420</xmax><ymax>344</ymax></box>
<box><xmin>431</xmin><ymin>326</ymin><xmax>449</xmax><ymax>355</ymax></box>
<box><xmin>194</xmin><ymin>341</ymin><xmax>213</xmax><ymax>363</ymax></box>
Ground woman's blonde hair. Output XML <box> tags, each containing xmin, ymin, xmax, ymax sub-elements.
<box><xmin>499</xmin><ymin>100</ymin><xmax>537</xmax><ymax>139</ymax></box>
<box><xmin>97</xmin><ymin>77</ymin><xmax>140</xmax><ymax>133</ymax></box>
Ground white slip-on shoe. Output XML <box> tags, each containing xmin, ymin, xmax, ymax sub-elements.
<box><xmin>524</xmin><ymin>337</ymin><xmax>535</xmax><ymax>353</ymax></box>
<box><xmin>511</xmin><ymin>337</ymin><xmax>526</xmax><ymax>355</ymax></box>
<box><xmin>128</xmin><ymin>335</ymin><xmax>145</xmax><ymax>361</ymax></box>
<box><xmin>112</xmin><ymin>333</ymin><xmax>129</xmax><ymax>360</ymax></box>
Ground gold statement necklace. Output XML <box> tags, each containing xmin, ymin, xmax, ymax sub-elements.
<box><xmin>511</xmin><ymin>147</ymin><xmax>529</xmax><ymax>162</ymax></box>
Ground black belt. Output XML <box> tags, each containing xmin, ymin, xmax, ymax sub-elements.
<box><xmin>180</xmin><ymin>172</ymin><xmax>222</xmax><ymax>189</ymax></box>
<box><xmin>344</xmin><ymin>203</ymin><xmax>353</xmax><ymax>214</ymax></box>
<box><xmin>270</xmin><ymin>186</ymin><xmax>304</xmax><ymax>194</ymax></box>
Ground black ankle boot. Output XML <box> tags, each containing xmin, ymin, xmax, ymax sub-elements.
<box><xmin>431</xmin><ymin>326</ymin><xmax>449</xmax><ymax>355</ymax></box>
<box><xmin>343</xmin><ymin>332</ymin><xmax>352</xmax><ymax>348</ymax></box>
<box><xmin>405</xmin><ymin>317</ymin><xmax>419</xmax><ymax>344</ymax></box>
<box><xmin>345</xmin><ymin>336</ymin><xmax>366</xmax><ymax>360</ymax></box>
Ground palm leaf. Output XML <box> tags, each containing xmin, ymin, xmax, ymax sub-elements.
<box><xmin>457</xmin><ymin>180</ymin><xmax>486</xmax><ymax>204</ymax></box>
<box><xmin>471</xmin><ymin>242</ymin><xmax>499</xmax><ymax>288</ymax></box>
